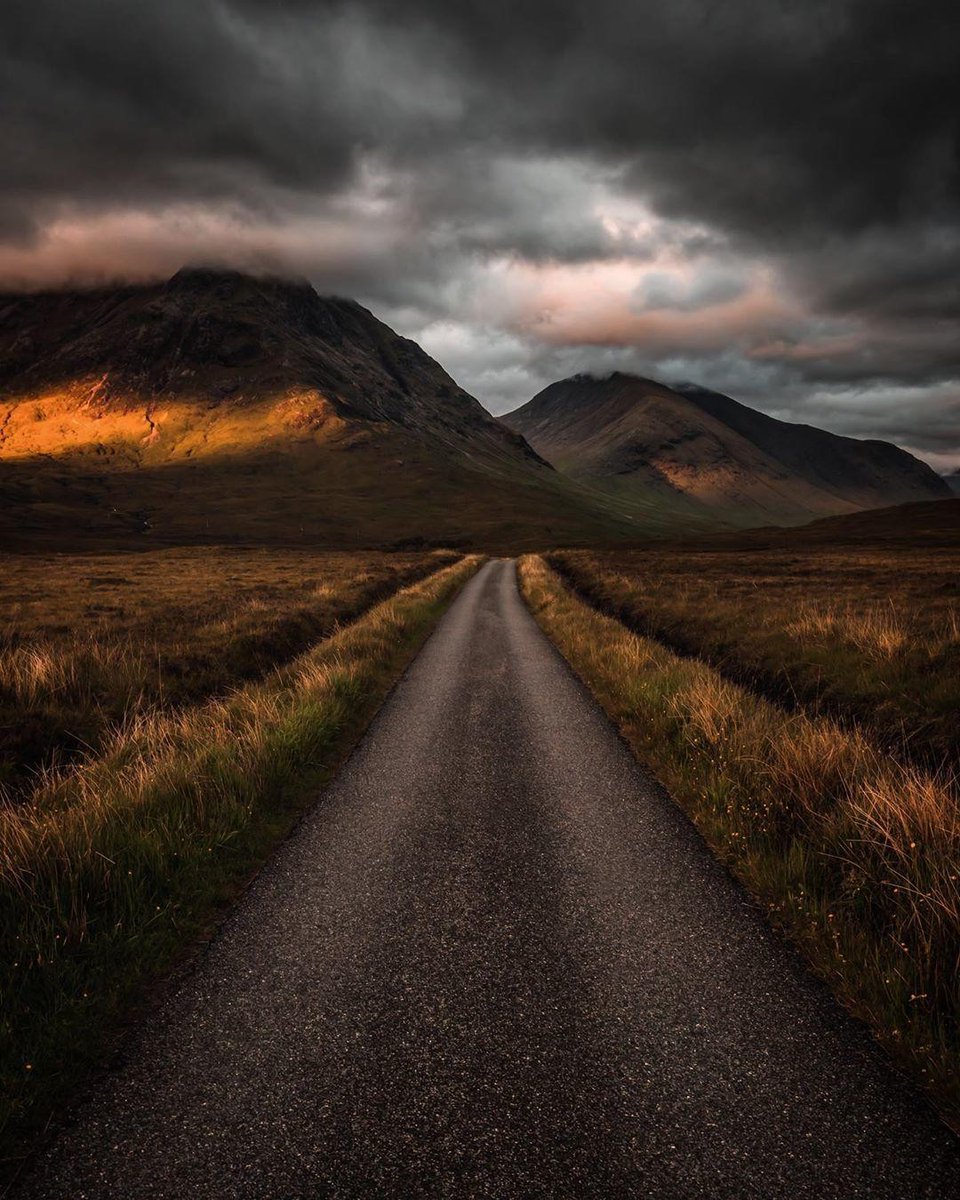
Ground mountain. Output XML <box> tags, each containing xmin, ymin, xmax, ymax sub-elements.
<box><xmin>502</xmin><ymin>373</ymin><xmax>950</xmax><ymax>526</ymax></box>
<box><xmin>712</xmin><ymin>497</ymin><xmax>960</xmax><ymax>551</ymax></box>
<box><xmin>0</xmin><ymin>267</ymin><xmax>538</xmax><ymax>464</ymax></box>
<box><xmin>944</xmin><ymin>470</ymin><xmax>960</xmax><ymax>496</ymax></box>
<box><xmin>0</xmin><ymin>268</ymin><xmax>636</xmax><ymax>549</ymax></box>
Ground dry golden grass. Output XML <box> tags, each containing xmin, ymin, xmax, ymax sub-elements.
<box><xmin>549</xmin><ymin>544</ymin><xmax>960</xmax><ymax>773</ymax></box>
<box><xmin>0</xmin><ymin>546</ymin><xmax>456</xmax><ymax>798</ymax></box>
<box><xmin>0</xmin><ymin>555</ymin><xmax>481</xmax><ymax>1167</ymax></box>
<box><xmin>520</xmin><ymin>554</ymin><xmax>960</xmax><ymax>1126</ymax></box>
<box><xmin>785</xmin><ymin>600</ymin><xmax>909</xmax><ymax>658</ymax></box>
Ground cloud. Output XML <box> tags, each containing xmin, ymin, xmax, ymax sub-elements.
<box><xmin>0</xmin><ymin>0</ymin><xmax>957</xmax><ymax>463</ymax></box>
<box><xmin>632</xmin><ymin>267</ymin><xmax>750</xmax><ymax>314</ymax></box>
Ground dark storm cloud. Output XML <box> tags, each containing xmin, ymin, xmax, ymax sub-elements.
<box><xmin>788</xmin><ymin>226</ymin><xmax>960</xmax><ymax>323</ymax></box>
<box><xmin>6</xmin><ymin>0</ymin><xmax>956</xmax><ymax>251</ymax></box>
<box><xmin>356</xmin><ymin>0</ymin><xmax>960</xmax><ymax>348</ymax></box>
<box><xmin>0</xmin><ymin>0</ymin><xmax>458</xmax><ymax>238</ymax></box>
<box><xmin>351</xmin><ymin>0</ymin><xmax>959</xmax><ymax>231</ymax></box>
<box><xmin>0</xmin><ymin>0</ymin><xmax>957</xmax><ymax>457</ymax></box>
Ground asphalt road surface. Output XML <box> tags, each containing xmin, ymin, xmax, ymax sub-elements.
<box><xmin>14</xmin><ymin>559</ymin><xmax>960</xmax><ymax>1198</ymax></box>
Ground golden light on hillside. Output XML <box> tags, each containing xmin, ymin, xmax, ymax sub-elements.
<box><xmin>0</xmin><ymin>386</ymin><xmax>346</xmax><ymax>465</ymax></box>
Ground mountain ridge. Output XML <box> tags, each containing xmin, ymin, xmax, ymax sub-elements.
<box><xmin>502</xmin><ymin>373</ymin><xmax>949</xmax><ymax>526</ymax></box>
<box><xmin>0</xmin><ymin>266</ymin><xmax>543</xmax><ymax>466</ymax></box>
<box><xmin>1</xmin><ymin>273</ymin><xmax>949</xmax><ymax>547</ymax></box>
<box><xmin>0</xmin><ymin>268</ymin><xmax>637</xmax><ymax>549</ymax></box>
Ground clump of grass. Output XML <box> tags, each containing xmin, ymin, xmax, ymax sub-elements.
<box><xmin>786</xmin><ymin>600</ymin><xmax>909</xmax><ymax>659</ymax></box>
<box><xmin>520</xmin><ymin>554</ymin><xmax>960</xmax><ymax>1126</ymax></box>
<box><xmin>0</xmin><ymin>547</ymin><xmax>456</xmax><ymax>799</ymax></box>
<box><xmin>0</xmin><ymin>637</ymin><xmax>148</xmax><ymax>708</ymax></box>
<box><xmin>0</xmin><ymin>555</ymin><xmax>480</xmax><ymax>1169</ymax></box>
<box><xmin>548</xmin><ymin>544</ymin><xmax>960</xmax><ymax>773</ymax></box>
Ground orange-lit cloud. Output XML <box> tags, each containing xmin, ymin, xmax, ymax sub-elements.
<box><xmin>478</xmin><ymin>256</ymin><xmax>802</xmax><ymax>356</ymax></box>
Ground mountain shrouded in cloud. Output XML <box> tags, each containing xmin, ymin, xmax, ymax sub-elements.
<box><xmin>1</xmin><ymin>0</ymin><xmax>957</xmax><ymax>465</ymax></box>
<box><xmin>1</xmin><ymin>268</ymin><xmax>942</xmax><ymax>549</ymax></box>
<box><xmin>0</xmin><ymin>267</ymin><xmax>643</xmax><ymax>547</ymax></box>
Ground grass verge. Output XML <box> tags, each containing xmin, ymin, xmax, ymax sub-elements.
<box><xmin>0</xmin><ymin>555</ymin><xmax>481</xmax><ymax>1175</ymax></box>
<box><xmin>0</xmin><ymin>548</ymin><xmax>457</xmax><ymax>800</ymax></box>
<box><xmin>520</xmin><ymin>554</ymin><xmax>960</xmax><ymax>1128</ymax></box>
<box><xmin>547</xmin><ymin>547</ymin><xmax>960</xmax><ymax>776</ymax></box>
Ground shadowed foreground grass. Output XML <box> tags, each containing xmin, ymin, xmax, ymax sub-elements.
<box><xmin>520</xmin><ymin>555</ymin><xmax>960</xmax><ymax>1128</ymax></box>
<box><xmin>0</xmin><ymin>555</ymin><xmax>480</xmax><ymax>1173</ymax></box>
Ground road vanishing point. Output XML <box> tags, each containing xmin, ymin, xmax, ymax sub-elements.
<box><xmin>14</xmin><ymin>560</ymin><xmax>960</xmax><ymax>1199</ymax></box>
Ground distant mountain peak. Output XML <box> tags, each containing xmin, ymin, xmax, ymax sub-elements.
<box><xmin>503</xmin><ymin>373</ymin><xmax>950</xmax><ymax>526</ymax></box>
<box><xmin>567</xmin><ymin>370</ymin><xmax>660</xmax><ymax>387</ymax></box>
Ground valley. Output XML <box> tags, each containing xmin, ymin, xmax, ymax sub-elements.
<box><xmin>4</xmin><ymin>1</ymin><xmax>957</xmax><ymax>1192</ymax></box>
<box><xmin>1</xmin><ymin>266</ymin><xmax>958</xmax><ymax>1191</ymax></box>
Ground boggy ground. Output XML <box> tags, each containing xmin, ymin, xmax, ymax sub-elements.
<box><xmin>0</xmin><ymin>545</ymin><xmax>456</xmax><ymax>799</ymax></box>
<box><xmin>549</xmin><ymin>539</ymin><xmax>960</xmax><ymax>775</ymax></box>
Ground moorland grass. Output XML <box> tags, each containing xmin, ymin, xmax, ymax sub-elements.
<box><xmin>0</xmin><ymin>555</ymin><xmax>480</xmax><ymax>1174</ymax></box>
<box><xmin>520</xmin><ymin>554</ymin><xmax>960</xmax><ymax>1127</ymax></box>
<box><xmin>0</xmin><ymin>547</ymin><xmax>456</xmax><ymax>799</ymax></box>
<box><xmin>548</xmin><ymin>546</ymin><xmax>960</xmax><ymax>774</ymax></box>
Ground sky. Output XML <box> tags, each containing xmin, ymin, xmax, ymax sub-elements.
<box><xmin>2</xmin><ymin>0</ymin><xmax>958</xmax><ymax>468</ymax></box>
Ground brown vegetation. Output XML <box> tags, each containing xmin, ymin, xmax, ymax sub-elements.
<box><xmin>548</xmin><ymin>539</ymin><xmax>960</xmax><ymax>774</ymax></box>
<box><xmin>0</xmin><ymin>554</ymin><xmax>480</xmax><ymax>1169</ymax></box>
<box><xmin>0</xmin><ymin>546</ymin><xmax>456</xmax><ymax>799</ymax></box>
<box><xmin>519</xmin><ymin>554</ymin><xmax>960</xmax><ymax>1127</ymax></box>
